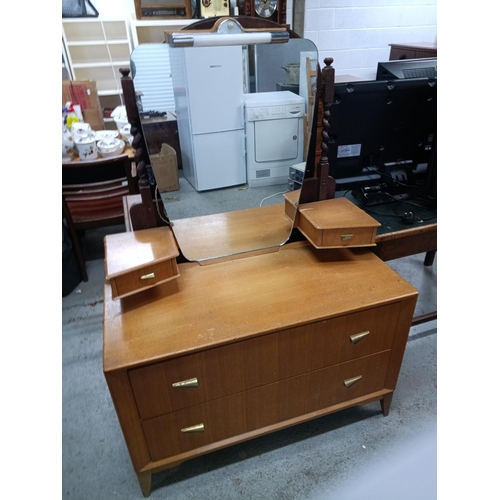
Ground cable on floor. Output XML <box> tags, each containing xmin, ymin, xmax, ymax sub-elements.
<box><xmin>259</xmin><ymin>190</ymin><xmax>289</xmax><ymax>207</ymax></box>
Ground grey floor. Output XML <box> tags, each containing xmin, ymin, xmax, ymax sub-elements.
<box><xmin>62</xmin><ymin>178</ymin><xmax>437</xmax><ymax>499</ymax></box>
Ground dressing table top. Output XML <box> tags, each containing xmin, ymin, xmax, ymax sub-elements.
<box><xmin>103</xmin><ymin>242</ymin><xmax>418</xmax><ymax>372</ymax></box>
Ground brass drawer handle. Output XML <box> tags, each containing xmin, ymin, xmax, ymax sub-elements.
<box><xmin>172</xmin><ymin>377</ymin><xmax>198</xmax><ymax>388</ymax></box>
<box><xmin>181</xmin><ymin>423</ymin><xmax>204</xmax><ymax>433</ymax></box>
<box><xmin>140</xmin><ymin>272</ymin><xmax>155</xmax><ymax>280</ymax></box>
<box><xmin>344</xmin><ymin>375</ymin><xmax>362</xmax><ymax>388</ymax></box>
<box><xmin>341</xmin><ymin>234</ymin><xmax>353</xmax><ymax>241</ymax></box>
<box><xmin>350</xmin><ymin>331</ymin><xmax>370</xmax><ymax>344</ymax></box>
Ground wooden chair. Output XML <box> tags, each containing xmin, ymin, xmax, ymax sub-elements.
<box><xmin>62</xmin><ymin>154</ymin><xmax>137</xmax><ymax>281</ymax></box>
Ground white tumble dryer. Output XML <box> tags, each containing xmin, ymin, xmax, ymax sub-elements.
<box><xmin>244</xmin><ymin>91</ymin><xmax>305</xmax><ymax>188</ymax></box>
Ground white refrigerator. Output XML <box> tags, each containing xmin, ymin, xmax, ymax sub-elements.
<box><xmin>170</xmin><ymin>45</ymin><xmax>247</xmax><ymax>191</ymax></box>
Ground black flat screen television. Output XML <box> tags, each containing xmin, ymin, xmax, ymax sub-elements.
<box><xmin>327</xmin><ymin>77</ymin><xmax>437</xmax><ymax>201</ymax></box>
<box><xmin>376</xmin><ymin>57</ymin><xmax>437</xmax><ymax>80</ymax></box>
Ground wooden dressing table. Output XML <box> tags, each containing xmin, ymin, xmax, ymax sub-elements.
<box><xmin>104</xmin><ymin>19</ymin><xmax>423</xmax><ymax>496</ymax></box>
<box><xmin>103</xmin><ymin>223</ymin><xmax>418</xmax><ymax>497</ymax></box>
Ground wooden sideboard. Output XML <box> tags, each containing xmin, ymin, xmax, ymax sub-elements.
<box><xmin>103</xmin><ymin>240</ymin><xmax>418</xmax><ymax>496</ymax></box>
<box><xmin>389</xmin><ymin>42</ymin><xmax>437</xmax><ymax>60</ymax></box>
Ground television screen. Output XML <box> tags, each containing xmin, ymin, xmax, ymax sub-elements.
<box><xmin>327</xmin><ymin>77</ymin><xmax>437</xmax><ymax>202</ymax></box>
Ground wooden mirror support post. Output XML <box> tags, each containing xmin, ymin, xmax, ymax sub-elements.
<box><xmin>119</xmin><ymin>67</ymin><xmax>170</xmax><ymax>231</ymax></box>
<box><xmin>300</xmin><ymin>57</ymin><xmax>336</xmax><ymax>204</ymax></box>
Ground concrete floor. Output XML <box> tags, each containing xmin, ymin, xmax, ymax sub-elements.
<box><xmin>62</xmin><ymin>183</ymin><xmax>437</xmax><ymax>499</ymax></box>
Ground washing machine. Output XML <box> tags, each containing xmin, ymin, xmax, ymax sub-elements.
<box><xmin>244</xmin><ymin>91</ymin><xmax>305</xmax><ymax>188</ymax></box>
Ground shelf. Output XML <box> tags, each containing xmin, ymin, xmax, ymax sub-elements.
<box><xmin>62</xmin><ymin>18</ymin><xmax>132</xmax><ymax>118</ymax></box>
<box><xmin>99</xmin><ymin>90</ymin><xmax>123</xmax><ymax>97</ymax></box>
<box><xmin>129</xmin><ymin>13</ymin><xmax>196</xmax><ymax>47</ymax></box>
<box><xmin>72</xmin><ymin>61</ymin><xmax>130</xmax><ymax>69</ymax></box>
<box><xmin>66</xmin><ymin>39</ymin><xmax>130</xmax><ymax>47</ymax></box>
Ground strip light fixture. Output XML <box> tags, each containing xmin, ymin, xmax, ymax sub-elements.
<box><xmin>168</xmin><ymin>18</ymin><xmax>289</xmax><ymax>48</ymax></box>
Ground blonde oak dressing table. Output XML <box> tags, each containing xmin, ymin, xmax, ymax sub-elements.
<box><xmin>103</xmin><ymin>231</ymin><xmax>418</xmax><ymax>497</ymax></box>
<box><xmin>104</xmin><ymin>20</ymin><xmax>419</xmax><ymax>496</ymax></box>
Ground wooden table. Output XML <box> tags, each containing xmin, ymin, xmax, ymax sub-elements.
<box><xmin>123</xmin><ymin>191</ymin><xmax>436</xmax><ymax>324</ymax></box>
<box><xmin>341</xmin><ymin>191</ymin><xmax>437</xmax><ymax>265</ymax></box>
<box><xmin>103</xmin><ymin>240</ymin><xmax>418</xmax><ymax>497</ymax></box>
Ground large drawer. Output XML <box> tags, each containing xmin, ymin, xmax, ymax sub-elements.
<box><xmin>129</xmin><ymin>303</ymin><xmax>401</xmax><ymax>420</ymax></box>
<box><xmin>142</xmin><ymin>350</ymin><xmax>392</xmax><ymax>461</ymax></box>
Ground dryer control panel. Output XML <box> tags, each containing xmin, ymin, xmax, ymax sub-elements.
<box><xmin>246</xmin><ymin>103</ymin><xmax>305</xmax><ymax>122</ymax></box>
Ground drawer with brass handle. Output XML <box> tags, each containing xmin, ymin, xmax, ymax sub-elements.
<box><xmin>129</xmin><ymin>302</ymin><xmax>402</xmax><ymax>420</ymax></box>
<box><xmin>108</xmin><ymin>260</ymin><xmax>180</xmax><ymax>299</ymax></box>
<box><xmin>142</xmin><ymin>350</ymin><xmax>392</xmax><ymax>461</ymax></box>
<box><xmin>104</xmin><ymin>227</ymin><xmax>180</xmax><ymax>300</ymax></box>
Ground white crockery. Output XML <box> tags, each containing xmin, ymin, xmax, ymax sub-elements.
<box><xmin>75</xmin><ymin>134</ymin><xmax>98</xmax><ymax>160</ymax></box>
<box><xmin>98</xmin><ymin>139</ymin><xmax>125</xmax><ymax>158</ymax></box>
<box><xmin>71</xmin><ymin>122</ymin><xmax>92</xmax><ymax>138</ymax></box>
<box><xmin>97</xmin><ymin>138</ymin><xmax>121</xmax><ymax>153</ymax></box>
<box><xmin>95</xmin><ymin>130</ymin><xmax>119</xmax><ymax>141</ymax></box>
<box><xmin>114</xmin><ymin>117</ymin><xmax>129</xmax><ymax>130</ymax></box>
<box><xmin>62</xmin><ymin>124</ymin><xmax>75</xmax><ymax>162</ymax></box>
<box><xmin>119</xmin><ymin>125</ymin><xmax>133</xmax><ymax>145</ymax></box>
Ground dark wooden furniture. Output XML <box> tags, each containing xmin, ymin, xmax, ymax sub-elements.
<box><xmin>301</xmin><ymin>57</ymin><xmax>335</xmax><ymax>204</ymax></box>
<box><xmin>62</xmin><ymin>154</ymin><xmax>137</xmax><ymax>282</ymax></box>
<box><xmin>133</xmin><ymin>0</ymin><xmax>192</xmax><ymax>20</ymax></box>
<box><xmin>103</xmin><ymin>240</ymin><xmax>418</xmax><ymax>497</ymax></box>
<box><xmin>119</xmin><ymin>68</ymin><xmax>171</xmax><ymax>232</ymax></box>
<box><xmin>174</xmin><ymin>13</ymin><xmax>299</xmax><ymax>36</ymax></box>
<box><xmin>389</xmin><ymin>42</ymin><xmax>437</xmax><ymax>60</ymax></box>
<box><xmin>141</xmin><ymin>114</ymin><xmax>182</xmax><ymax>167</ymax></box>
<box><xmin>236</xmin><ymin>1</ymin><xmax>287</xmax><ymax>26</ymax></box>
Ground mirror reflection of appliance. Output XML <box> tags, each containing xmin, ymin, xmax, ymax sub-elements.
<box><xmin>134</xmin><ymin>17</ymin><xmax>320</xmax><ymax>262</ymax></box>
<box><xmin>170</xmin><ymin>45</ymin><xmax>248</xmax><ymax>191</ymax></box>
<box><xmin>244</xmin><ymin>91</ymin><xmax>305</xmax><ymax>188</ymax></box>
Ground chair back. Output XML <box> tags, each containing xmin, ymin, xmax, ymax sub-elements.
<box><xmin>62</xmin><ymin>154</ymin><xmax>136</xmax><ymax>229</ymax></box>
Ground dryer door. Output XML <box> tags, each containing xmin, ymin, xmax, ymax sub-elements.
<box><xmin>254</xmin><ymin>118</ymin><xmax>300</xmax><ymax>162</ymax></box>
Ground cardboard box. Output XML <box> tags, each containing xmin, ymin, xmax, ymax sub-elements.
<box><xmin>150</xmin><ymin>144</ymin><xmax>179</xmax><ymax>193</ymax></box>
<box><xmin>62</xmin><ymin>80</ymin><xmax>105</xmax><ymax>131</ymax></box>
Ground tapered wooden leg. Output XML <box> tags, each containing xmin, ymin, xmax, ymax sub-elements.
<box><xmin>137</xmin><ymin>470</ymin><xmax>152</xmax><ymax>498</ymax></box>
<box><xmin>380</xmin><ymin>393</ymin><xmax>393</xmax><ymax>416</ymax></box>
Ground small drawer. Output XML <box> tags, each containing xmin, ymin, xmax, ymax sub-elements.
<box><xmin>104</xmin><ymin>226</ymin><xmax>180</xmax><ymax>300</ymax></box>
<box><xmin>109</xmin><ymin>259</ymin><xmax>179</xmax><ymax>299</ymax></box>
<box><xmin>128</xmin><ymin>302</ymin><xmax>401</xmax><ymax>420</ymax></box>
<box><xmin>296</xmin><ymin>198</ymin><xmax>380</xmax><ymax>249</ymax></box>
<box><xmin>142</xmin><ymin>350</ymin><xmax>392</xmax><ymax>461</ymax></box>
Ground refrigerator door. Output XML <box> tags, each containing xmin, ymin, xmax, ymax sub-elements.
<box><xmin>192</xmin><ymin>129</ymin><xmax>246</xmax><ymax>191</ymax></box>
<box><xmin>184</xmin><ymin>46</ymin><xmax>244</xmax><ymax>134</ymax></box>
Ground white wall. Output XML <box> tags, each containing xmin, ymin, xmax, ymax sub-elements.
<box><xmin>303</xmin><ymin>0</ymin><xmax>437</xmax><ymax>80</ymax></box>
<box><xmin>89</xmin><ymin>0</ymin><xmax>437</xmax><ymax>81</ymax></box>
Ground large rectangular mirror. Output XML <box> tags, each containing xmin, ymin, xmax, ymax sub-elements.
<box><xmin>131</xmin><ymin>18</ymin><xmax>319</xmax><ymax>262</ymax></box>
